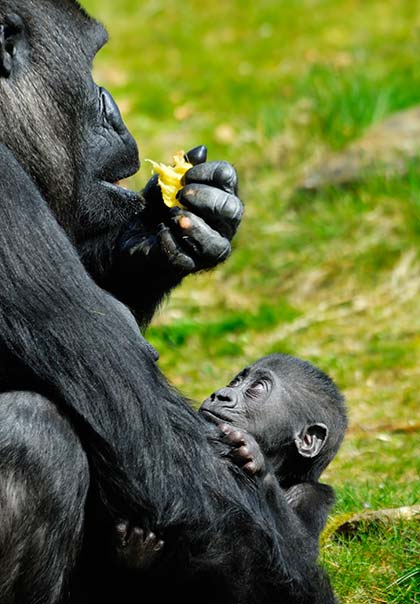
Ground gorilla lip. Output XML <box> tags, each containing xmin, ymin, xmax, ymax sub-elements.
<box><xmin>113</xmin><ymin>177</ymin><xmax>134</xmax><ymax>191</ymax></box>
<box><xmin>101</xmin><ymin>173</ymin><xmax>141</xmax><ymax>202</ymax></box>
<box><xmin>200</xmin><ymin>409</ymin><xmax>229</xmax><ymax>425</ymax></box>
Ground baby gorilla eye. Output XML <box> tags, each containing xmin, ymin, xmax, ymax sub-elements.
<box><xmin>251</xmin><ymin>380</ymin><xmax>265</xmax><ymax>391</ymax></box>
<box><xmin>246</xmin><ymin>379</ymin><xmax>269</xmax><ymax>398</ymax></box>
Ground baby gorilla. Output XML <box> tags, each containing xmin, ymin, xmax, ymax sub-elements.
<box><xmin>200</xmin><ymin>353</ymin><xmax>347</xmax><ymax>545</ymax></box>
<box><xmin>114</xmin><ymin>353</ymin><xmax>347</xmax><ymax>568</ymax></box>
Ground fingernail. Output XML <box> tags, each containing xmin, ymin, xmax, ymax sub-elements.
<box><xmin>179</xmin><ymin>216</ymin><xmax>192</xmax><ymax>230</ymax></box>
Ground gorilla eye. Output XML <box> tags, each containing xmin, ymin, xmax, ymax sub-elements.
<box><xmin>246</xmin><ymin>379</ymin><xmax>268</xmax><ymax>397</ymax></box>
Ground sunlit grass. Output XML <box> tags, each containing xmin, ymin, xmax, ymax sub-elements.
<box><xmin>84</xmin><ymin>1</ymin><xmax>420</xmax><ymax>601</ymax></box>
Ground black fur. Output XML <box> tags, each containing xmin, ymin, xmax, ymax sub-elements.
<box><xmin>200</xmin><ymin>353</ymin><xmax>347</xmax><ymax>573</ymax></box>
<box><xmin>0</xmin><ymin>2</ymin><xmax>334</xmax><ymax>602</ymax></box>
<box><xmin>0</xmin><ymin>146</ymin><xmax>335</xmax><ymax>603</ymax></box>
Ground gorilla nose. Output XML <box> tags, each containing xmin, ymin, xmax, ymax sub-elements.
<box><xmin>212</xmin><ymin>388</ymin><xmax>234</xmax><ymax>404</ymax></box>
<box><xmin>100</xmin><ymin>87</ymin><xmax>125</xmax><ymax>134</ymax></box>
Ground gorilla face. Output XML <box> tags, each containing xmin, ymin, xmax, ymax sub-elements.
<box><xmin>200</xmin><ymin>360</ymin><xmax>291</xmax><ymax>451</ymax></box>
<box><xmin>0</xmin><ymin>0</ymin><xmax>141</xmax><ymax>244</ymax></box>
<box><xmin>200</xmin><ymin>354</ymin><xmax>347</xmax><ymax>474</ymax></box>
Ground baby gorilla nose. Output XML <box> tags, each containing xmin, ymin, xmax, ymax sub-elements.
<box><xmin>213</xmin><ymin>387</ymin><xmax>235</xmax><ymax>404</ymax></box>
<box><xmin>199</xmin><ymin>387</ymin><xmax>238</xmax><ymax>425</ymax></box>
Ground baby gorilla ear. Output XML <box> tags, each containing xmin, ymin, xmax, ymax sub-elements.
<box><xmin>295</xmin><ymin>423</ymin><xmax>329</xmax><ymax>459</ymax></box>
<box><xmin>0</xmin><ymin>15</ymin><xmax>25</xmax><ymax>78</ymax></box>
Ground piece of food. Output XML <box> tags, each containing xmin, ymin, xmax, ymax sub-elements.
<box><xmin>146</xmin><ymin>150</ymin><xmax>193</xmax><ymax>208</ymax></box>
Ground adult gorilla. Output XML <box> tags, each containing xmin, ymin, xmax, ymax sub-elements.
<box><xmin>0</xmin><ymin>2</ymin><xmax>334</xmax><ymax>603</ymax></box>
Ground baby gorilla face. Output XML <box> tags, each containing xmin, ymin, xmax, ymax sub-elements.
<box><xmin>199</xmin><ymin>354</ymin><xmax>346</xmax><ymax>471</ymax></box>
<box><xmin>199</xmin><ymin>361</ymin><xmax>291</xmax><ymax>449</ymax></box>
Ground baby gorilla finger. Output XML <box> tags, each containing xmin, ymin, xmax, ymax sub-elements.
<box><xmin>220</xmin><ymin>427</ymin><xmax>266</xmax><ymax>476</ymax></box>
<box><xmin>184</xmin><ymin>161</ymin><xmax>238</xmax><ymax>195</ymax></box>
<box><xmin>232</xmin><ymin>446</ymin><xmax>264</xmax><ymax>476</ymax></box>
<box><xmin>222</xmin><ymin>427</ymin><xmax>246</xmax><ymax>447</ymax></box>
<box><xmin>243</xmin><ymin>460</ymin><xmax>259</xmax><ymax>476</ymax></box>
<box><xmin>178</xmin><ymin>184</ymin><xmax>243</xmax><ymax>239</ymax></box>
<box><xmin>230</xmin><ymin>444</ymin><xmax>252</xmax><ymax>464</ymax></box>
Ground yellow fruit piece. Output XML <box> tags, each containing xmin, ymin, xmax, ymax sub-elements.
<box><xmin>145</xmin><ymin>150</ymin><xmax>193</xmax><ymax>208</ymax></box>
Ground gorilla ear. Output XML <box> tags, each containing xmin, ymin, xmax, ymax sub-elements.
<box><xmin>295</xmin><ymin>423</ymin><xmax>329</xmax><ymax>459</ymax></box>
<box><xmin>0</xmin><ymin>15</ymin><xmax>25</xmax><ymax>78</ymax></box>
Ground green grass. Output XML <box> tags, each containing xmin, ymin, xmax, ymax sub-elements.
<box><xmin>84</xmin><ymin>1</ymin><xmax>420</xmax><ymax>601</ymax></box>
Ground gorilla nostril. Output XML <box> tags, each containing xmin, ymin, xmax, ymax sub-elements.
<box><xmin>215</xmin><ymin>388</ymin><xmax>233</xmax><ymax>403</ymax></box>
<box><xmin>100</xmin><ymin>87</ymin><xmax>124</xmax><ymax>133</ymax></box>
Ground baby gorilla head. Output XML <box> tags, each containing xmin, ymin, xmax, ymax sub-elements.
<box><xmin>199</xmin><ymin>353</ymin><xmax>347</xmax><ymax>484</ymax></box>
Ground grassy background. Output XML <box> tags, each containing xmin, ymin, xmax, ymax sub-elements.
<box><xmin>83</xmin><ymin>1</ymin><xmax>420</xmax><ymax>602</ymax></box>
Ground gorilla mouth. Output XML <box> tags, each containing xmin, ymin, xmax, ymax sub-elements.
<box><xmin>101</xmin><ymin>166</ymin><xmax>142</xmax><ymax>203</ymax></box>
<box><xmin>114</xmin><ymin>178</ymin><xmax>130</xmax><ymax>189</ymax></box>
<box><xmin>200</xmin><ymin>409</ymin><xmax>230</xmax><ymax>425</ymax></box>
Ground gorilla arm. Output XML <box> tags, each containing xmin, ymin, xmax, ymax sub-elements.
<box><xmin>220</xmin><ymin>424</ymin><xmax>335</xmax><ymax>546</ymax></box>
<box><xmin>284</xmin><ymin>482</ymin><xmax>335</xmax><ymax>542</ymax></box>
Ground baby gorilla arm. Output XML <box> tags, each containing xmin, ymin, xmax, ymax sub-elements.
<box><xmin>284</xmin><ymin>482</ymin><xmax>335</xmax><ymax>540</ymax></box>
<box><xmin>220</xmin><ymin>424</ymin><xmax>334</xmax><ymax>544</ymax></box>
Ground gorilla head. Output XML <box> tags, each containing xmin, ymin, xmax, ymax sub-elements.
<box><xmin>200</xmin><ymin>353</ymin><xmax>347</xmax><ymax>484</ymax></box>
<box><xmin>0</xmin><ymin>0</ymin><xmax>140</xmax><ymax>241</ymax></box>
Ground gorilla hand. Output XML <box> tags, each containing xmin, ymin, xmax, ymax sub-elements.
<box><xmin>119</xmin><ymin>145</ymin><xmax>244</xmax><ymax>278</ymax></box>
<box><xmin>114</xmin><ymin>521</ymin><xmax>164</xmax><ymax>571</ymax></box>
<box><xmin>219</xmin><ymin>423</ymin><xmax>266</xmax><ymax>477</ymax></box>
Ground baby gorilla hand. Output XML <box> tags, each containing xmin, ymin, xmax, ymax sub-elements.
<box><xmin>219</xmin><ymin>423</ymin><xmax>265</xmax><ymax>476</ymax></box>
<box><xmin>114</xmin><ymin>521</ymin><xmax>164</xmax><ymax>571</ymax></box>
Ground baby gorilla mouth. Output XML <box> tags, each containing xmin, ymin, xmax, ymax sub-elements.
<box><xmin>199</xmin><ymin>408</ymin><xmax>231</xmax><ymax>425</ymax></box>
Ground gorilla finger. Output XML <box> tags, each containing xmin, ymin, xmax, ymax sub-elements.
<box><xmin>219</xmin><ymin>422</ymin><xmax>234</xmax><ymax>435</ymax></box>
<box><xmin>247</xmin><ymin>450</ymin><xmax>264</xmax><ymax>472</ymax></box>
<box><xmin>125</xmin><ymin>232</ymin><xmax>163</xmax><ymax>262</ymax></box>
<box><xmin>178</xmin><ymin>184</ymin><xmax>243</xmax><ymax>239</ymax></box>
<box><xmin>172</xmin><ymin>212</ymin><xmax>231</xmax><ymax>268</ymax></box>
<box><xmin>115</xmin><ymin>521</ymin><xmax>129</xmax><ymax>543</ymax></box>
<box><xmin>130</xmin><ymin>528</ymin><xmax>146</xmax><ymax>550</ymax></box>
<box><xmin>224</xmin><ymin>429</ymin><xmax>246</xmax><ymax>447</ymax></box>
<box><xmin>158</xmin><ymin>227</ymin><xmax>196</xmax><ymax>273</ymax></box>
<box><xmin>243</xmin><ymin>461</ymin><xmax>258</xmax><ymax>476</ymax></box>
<box><xmin>235</xmin><ymin>445</ymin><xmax>252</xmax><ymax>462</ymax></box>
<box><xmin>184</xmin><ymin>161</ymin><xmax>238</xmax><ymax>195</ymax></box>
<box><xmin>144</xmin><ymin>531</ymin><xmax>158</xmax><ymax>546</ymax></box>
<box><xmin>185</xmin><ymin>145</ymin><xmax>208</xmax><ymax>166</ymax></box>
